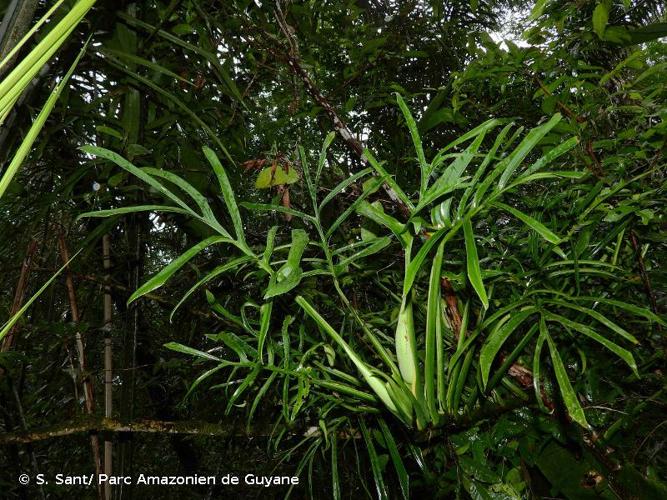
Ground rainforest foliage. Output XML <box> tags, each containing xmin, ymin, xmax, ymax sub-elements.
<box><xmin>0</xmin><ymin>0</ymin><xmax>666</xmax><ymax>498</ymax></box>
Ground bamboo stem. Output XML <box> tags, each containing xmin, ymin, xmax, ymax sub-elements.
<box><xmin>102</xmin><ymin>234</ymin><xmax>113</xmax><ymax>500</ymax></box>
<box><xmin>57</xmin><ymin>233</ymin><xmax>103</xmax><ymax>500</ymax></box>
<box><xmin>1</xmin><ymin>238</ymin><xmax>38</xmax><ymax>353</ymax></box>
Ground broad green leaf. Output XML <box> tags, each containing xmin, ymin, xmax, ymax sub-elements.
<box><xmin>533</xmin><ymin>320</ymin><xmax>550</xmax><ymax>413</ymax></box>
<box><xmin>627</xmin><ymin>22</ymin><xmax>667</xmax><ymax>44</ymax></box>
<box><xmin>331</xmin><ymin>435</ymin><xmax>341</xmax><ymax>500</ymax></box>
<box><xmin>206</xmin><ymin>331</ymin><xmax>257</xmax><ymax>361</ymax></box>
<box><xmin>255</xmin><ymin>165</ymin><xmax>300</xmax><ymax>188</ymax></box>
<box><xmin>575</xmin><ymin>296</ymin><xmax>666</xmax><ymax>326</ymax></box>
<box><xmin>463</xmin><ymin>217</ymin><xmax>489</xmax><ymax>309</ymax></box>
<box><xmin>262</xmin><ymin>226</ymin><xmax>279</xmax><ymax>267</ymax></box>
<box><xmin>316</xmin><ymin>132</ymin><xmax>336</xmax><ymax>183</ymax></box>
<box><xmin>225</xmin><ymin>364</ymin><xmax>261</xmax><ymax>415</ymax></box>
<box><xmin>81</xmin><ymin>145</ymin><xmax>195</xmax><ymax>214</ymax></box>
<box><xmin>431</xmin><ymin>118</ymin><xmax>502</xmax><ymax>163</ymax></box>
<box><xmin>529</xmin><ymin>0</ymin><xmax>549</xmax><ymax>20</ymax></box>
<box><xmin>357</xmin><ymin>201</ymin><xmax>409</xmax><ymax>245</ymax></box>
<box><xmin>545</xmin><ymin>332</ymin><xmax>590</xmax><ymax>428</ymax></box>
<box><xmin>337</xmin><ymin>236</ymin><xmax>391</xmax><ymax>269</ymax></box>
<box><xmin>593</xmin><ymin>3</ymin><xmax>609</xmax><ymax>39</ymax></box>
<box><xmin>96</xmin><ymin>125</ymin><xmax>124</xmax><ymax>140</ymax></box>
<box><xmin>264</xmin><ymin>229</ymin><xmax>309</xmax><ymax>299</ymax></box>
<box><xmin>141</xmin><ymin>167</ymin><xmax>220</xmax><ymax>227</ymax></box>
<box><xmin>459</xmin><ymin>123</ymin><xmax>513</xmax><ymax>212</ymax></box>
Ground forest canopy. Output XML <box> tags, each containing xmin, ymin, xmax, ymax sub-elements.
<box><xmin>0</xmin><ymin>0</ymin><xmax>666</xmax><ymax>498</ymax></box>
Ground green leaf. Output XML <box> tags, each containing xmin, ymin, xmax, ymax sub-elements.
<box><xmin>316</xmin><ymin>132</ymin><xmax>336</xmax><ymax>183</ymax></box>
<box><xmin>141</xmin><ymin>167</ymin><xmax>222</xmax><ymax>229</ymax></box>
<box><xmin>331</xmin><ymin>435</ymin><xmax>341</xmax><ymax>500</ymax></box>
<box><xmin>533</xmin><ymin>320</ymin><xmax>550</xmax><ymax>413</ymax></box>
<box><xmin>264</xmin><ymin>229</ymin><xmax>309</xmax><ymax>299</ymax></box>
<box><xmin>257</xmin><ymin>302</ymin><xmax>273</xmax><ymax>364</ymax></box>
<box><xmin>627</xmin><ymin>22</ymin><xmax>667</xmax><ymax>44</ymax></box>
<box><xmin>463</xmin><ymin>218</ymin><xmax>488</xmax><ymax>309</ymax></box>
<box><xmin>101</xmin><ymin>48</ymin><xmax>193</xmax><ymax>85</ymax></box>
<box><xmin>593</xmin><ymin>3</ymin><xmax>609</xmax><ymax>39</ymax></box>
<box><xmin>128</xmin><ymin>236</ymin><xmax>232</xmax><ymax>305</ymax></box>
<box><xmin>325</xmin><ymin>176</ymin><xmax>387</xmax><ymax>239</ymax></box>
<box><xmin>479</xmin><ymin>307</ymin><xmax>537</xmax><ymax>387</ymax></box>
<box><xmin>396</xmin><ymin>93</ymin><xmax>428</xmax><ymax>193</ymax></box>
<box><xmin>546</xmin><ymin>299</ymin><xmax>638</xmax><ymax>344</ymax></box>
<box><xmin>337</xmin><ymin>236</ymin><xmax>392</xmax><ymax>269</ymax></box>
<box><xmin>0</xmin><ymin>40</ymin><xmax>88</xmax><ymax>199</ymax></box>
<box><xmin>319</xmin><ymin>167</ymin><xmax>373</xmax><ymax>210</ymax></box>
<box><xmin>255</xmin><ymin>165</ymin><xmax>300</xmax><ymax>188</ymax></box>
<box><xmin>377</xmin><ymin>418</ymin><xmax>409</xmax><ymax>500</ymax></box>
<box><xmin>96</xmin><ymin>125</ymin><xmax>124</xmax><ymax>140</ymax></box>
<box><xmin>103</xmin><ymin>55</ymin><xmax>235</xmax><ymax>165</ymax></box>
<box><xmin>170</xmin><ymin>256</ymin><xmax>253</xmax><ymax>321</ymax></box>
<box><xmin>545</xmin><ymin>331</ymin><xmax>590</xmax><ymax>428</ymax></box>
<box><xmin>81</xmin><ymin>145</ymin><xmax>195</xmax><ymax>215</ymax></box>
<box><xmin>77</xmin><ymin>205</ymin><xmax>192</xmax><ymax>220</ymax></box>
<box><xmin>359</xmin><ymin>419</ymin><xmax>389</xmax><ymax>500</ymax></box>
<box><xmin>296</xmin><ymin>296</ymin><xmax>399</xmax><ymax>415</ymax></box>
<box><xmin>424</xmin><ymin>239</ymin><xmax>445</xmax><ymax>419</ymax></box>
<box><xmin>395</xmin><ymin>297</ymin><xmax>419</xmax><ymax>395</ymax></box>
<box><xmin>363</xmin><ymin>149</ymin><xmax>414</xmax><ymax>210</ymax></box>
<box><xmin>240</xmin><ymin>202</ymin><xmax>315</xmax><ymax>223</ymax></box>
<box><xmin>116</xmin><ymin>12</ymin><xmax>245</xmax><ymax>106</ymax></box>
<box><xmin>497</xmin><ymin>114</ymin><xmax>562</xmax><ymax>190</ymax></box>
<box><xmin>529</xmin><ymin>0</ymin><xmax>549</xmax><ymax>20</ymax></box>
<box><xmin>203</xmin><ymin>146</ymin><xmax>246</xmax><ymax>245</ymax></box>
<box><xmin>357</xmin><ymin>201</ymin><xmax>409</xmax><ymax>246</ymax></box>
<box><xmin>0</xmin><ymin>250</ymin><xmax>80</xmax><ymax>342</ymax></box>
<box><xmin>492</xmin><ymin>201</ymin><xmax>562</xmax><ymax>245</ymax></box>
<box><xmin>163</xmin><ymin>342</ymin><xmax>221</xmax><ymax>362</ymax></box>
<box><xmin>545</xmin><ymin>312</ymin><xmax>638</xmax><ymax>376</ymax></box>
